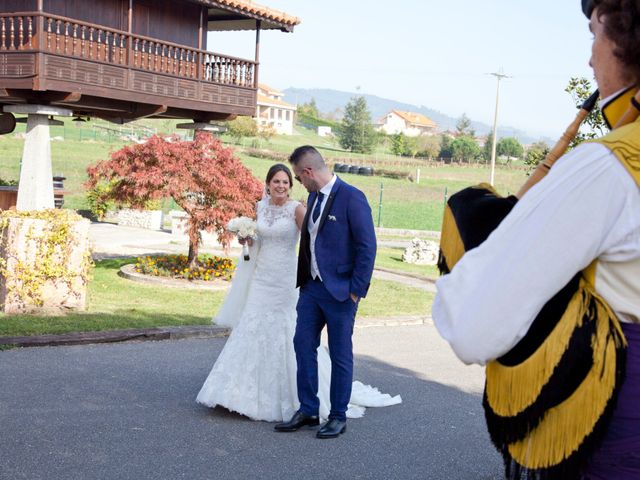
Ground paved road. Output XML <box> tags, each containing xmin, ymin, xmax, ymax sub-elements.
<box><xmin>372</xmin><ymin>269</ymin><xmax>435</xmax><ymax>292</ymax></box>
<box><xmin>88</xmin><ymin>222</ymin><xmax>228</xmax><ymax>260</ymax></box>
<box><xmin>0</xmin><ymin>324</ymin><xmax>503</xmax><ymax>480</ymax></box>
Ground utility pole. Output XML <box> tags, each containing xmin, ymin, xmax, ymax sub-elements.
<box><xmin>488</xmin><ymin>69</ymin><xmax>510</xmax><ymax>186</ymax></box>
<box><xmin>356</xmin><ymin>85</ymin><xmax>364</xmax><ymax>151</ymax></box>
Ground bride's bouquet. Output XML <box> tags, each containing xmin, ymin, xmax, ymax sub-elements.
<box><xmin>227</xmin><ymin>216</ymin><xmax>257</xmax><ymax>261</ymax></box>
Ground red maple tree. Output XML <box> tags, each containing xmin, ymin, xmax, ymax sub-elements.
<box><xmin>86</xmin><ymin>132</ymin><xmax>263</xmax><ymax>266</ymax></box>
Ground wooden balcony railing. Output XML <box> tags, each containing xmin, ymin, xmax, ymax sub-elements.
<box><xmin>0</xmin><ymin>14</ymin><xmax>36</xmax><ymax>50</ymax></box>
<box><xmin>0</xmin><ymin>12</ymin><xmax>257</xmax><ymax>88</ymax></box>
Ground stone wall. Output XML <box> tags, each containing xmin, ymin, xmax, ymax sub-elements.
<box><xmin>116</xmin><ymin>208</ymin><xmax>163</xmax><ymax>230</ymax></box>
<box><xmin>170</xmin><ymin>210</ymin><xmax>239</xmax><ymax>249</ymax></box>
<box><xmin>0</xmin><ymin>216</ymin><xmax>90</xmax><ymax>314</ymax></box>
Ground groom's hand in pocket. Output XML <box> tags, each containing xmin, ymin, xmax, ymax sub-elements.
<box><xmin>350</xmin><ymin>293</ymin><xmax>359</xmax><ymax>304</ymax></box>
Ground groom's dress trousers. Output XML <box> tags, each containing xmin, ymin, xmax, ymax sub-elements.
<box><xmin>295</xmin><ymin>176</ymin><xmax>377</xmax><ymax>422</ymax></box>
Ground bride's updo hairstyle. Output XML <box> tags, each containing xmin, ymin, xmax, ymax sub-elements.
<box><xmin>266</xmin><ymin>163</ymin><xmax>293</xmax><ymax>187</ymax></box>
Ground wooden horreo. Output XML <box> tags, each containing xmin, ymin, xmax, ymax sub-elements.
<box><xmin>0</xmin><ymin>0</ymin><xmax>299</xmax><ymax>124</ymax></box>
<box><xmin>0</xmin><ymin>1</ymin><xmax>298</xmax><ymax>313</ymax></box>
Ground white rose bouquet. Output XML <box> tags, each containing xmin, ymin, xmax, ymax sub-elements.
<box><xmin>227</xmin><ymin>216</ymin><xmax>257</xmax><ymax>261</ymax></box>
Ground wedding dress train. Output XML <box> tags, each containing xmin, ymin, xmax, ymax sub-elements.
<box><xmin>196</xmin><ymin>199</ymin><xmax>401</xmax><ymax>421</ymax></box>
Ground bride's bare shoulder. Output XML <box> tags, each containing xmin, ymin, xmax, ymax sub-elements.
<box><xmin>291</xmin><ymin>199</ymin><xmax>306</xmax><ymax>211</ymax></box>
<box><xmin>293</xmin><ymin>201</ymin><xmax>306</xmax><ymax>229</ymax></box>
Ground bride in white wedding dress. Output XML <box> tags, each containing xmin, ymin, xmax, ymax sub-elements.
<box><xmin>196</xmin><ymin>164</ymin><xmax>401</xmax><ymax>422</ymax></box>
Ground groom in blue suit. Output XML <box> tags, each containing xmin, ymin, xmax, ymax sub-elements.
<box><xmin>275</xmin><ymin>145</ymin><xmax>377</xmax><ymax>438</ymax></box>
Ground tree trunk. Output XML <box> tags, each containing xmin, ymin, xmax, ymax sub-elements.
<box><xmin>187</xmin><ymin>232</ymin><xmax>202</xmax><ymax>268</ymax></box>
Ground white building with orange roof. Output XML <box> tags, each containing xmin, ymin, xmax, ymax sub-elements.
<box><xmin>377</xmin><ymin>110</ymin><xmax>438</xmax><ymax>137</ymax></box>
<box><xmin>256</xmin><ymin>83</ymin><xmax>297</xmax><ymax>135</ymax></box>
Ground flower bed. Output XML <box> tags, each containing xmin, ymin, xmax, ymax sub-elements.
<box><xmin>134</xmin><ymin>254</ymin><xmax>235</xmax><ymax>281</ymax></box>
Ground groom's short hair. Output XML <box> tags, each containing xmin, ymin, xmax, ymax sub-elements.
<box><xmin>289</xmin><ymin>145</ymin><xmax>326</xmax><ymax>169</ymax></box>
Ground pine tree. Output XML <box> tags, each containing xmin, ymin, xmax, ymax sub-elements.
<box><xmin>338</xmin><ymin>96</ymin><xmax>377</xmax><ymax>153</ymax></box>
<box><xmin>456</xmin><ymin>113</ymin><xmax>475</xmax><ymax>137</ymax></box>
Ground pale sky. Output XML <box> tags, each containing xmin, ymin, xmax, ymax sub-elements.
<box><xmin>209</xmin><ymin>1</ymin><xmax>595</xmax><ymax>139</ymax></box>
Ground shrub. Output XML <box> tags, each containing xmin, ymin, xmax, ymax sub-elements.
<box><xmin>86</xmin><ymin>183</ymin><xmax>113</xmax><ymax>221</ymax></box>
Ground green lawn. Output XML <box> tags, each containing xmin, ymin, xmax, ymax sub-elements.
<box><xmin>359</xmin><ymin>282</ymin><xmax>433</xmax><ymax>318</ymax></box>
<box><xmin>240</xmin><ymin>125</ymin><xmax>529</xmax><ymax>228</ymax></box>
<box><xmin>0</xmin><ymin>258</ymin><xmax>226</xmax><ymax>337</ymax></box>
<box><xmin>0</xmin><ymin>134</ymin><xmax>128</xmax><ymax>211</ymax></box>
<box><xmin>0</xmin><ymin>258</ymin><xmax>430</xmax><ymax>337</ymax></box>
<box><xmin>238</xmin><ymin>153</ymin><xmax>524</xmax><ymax>231</ymax></box>
<box><xmin>0</xmin><ymin>120</ymin><xmax>489</xmax><ymax>339</ymax></box>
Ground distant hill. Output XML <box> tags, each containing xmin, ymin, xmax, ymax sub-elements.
<box><xmin>283</xmin><ymin>87</ymin><xmax>542</xmax><ymax>145</ymax></box>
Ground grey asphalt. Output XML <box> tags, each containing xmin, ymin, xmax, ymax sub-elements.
<box><xmin>88</xmin><ymin>222</ymin><xmax>223</xmax><ymax>260</ymax></box>
<box><xmin>0</xmin><ymin>324</ymin><xmax>503</xmax><ymax>480</ymax></box>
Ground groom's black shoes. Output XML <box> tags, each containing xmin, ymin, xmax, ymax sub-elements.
<box><xmin>274</xmin><ymin>411</ymin><xmax>319</xmax><ymax>432</ymax></box>
<box><xmin>316</xmin><ymin>419</ymin><xmax>347</xmax><ymax>439</ymax></box>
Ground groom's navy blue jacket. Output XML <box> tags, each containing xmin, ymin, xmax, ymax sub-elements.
<box><xmin>297</xmin><ymin>176</ymin><xmax>376</xmax><ymax>302</ymax></box>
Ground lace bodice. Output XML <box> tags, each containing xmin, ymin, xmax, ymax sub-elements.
<box><xmin>258</xmin><ymin>199</ymin><xmax>299</xmax><ymax>229</ymax></box>
<box><xmin>253</xmin><ymin>200</ymin><xmax>300</xmax><ymax>293</ymax></box>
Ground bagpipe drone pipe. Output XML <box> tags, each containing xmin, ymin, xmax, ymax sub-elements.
<box><xmin>437</xmin><ymin>90</ymin><xmax>635</xmax><ymax>479</ymax></box>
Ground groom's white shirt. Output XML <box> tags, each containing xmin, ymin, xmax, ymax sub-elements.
<box><xmin>309</xmin><ymin>174</ymin><xmax>337</xmax><ymax>281</ymax></box>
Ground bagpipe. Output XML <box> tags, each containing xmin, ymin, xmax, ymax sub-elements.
<box><xmin>438</xmin><ymin>89</ymin><xmax>640</xmax><ymax>479</ymax></box>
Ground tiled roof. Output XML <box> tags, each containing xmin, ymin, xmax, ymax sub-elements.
<box><xmin>258</xmin><ymin>83</ymin><xmax>283</xmax><ymax>96</ymax></box>
<box><xmin>257</xmin><ymin>93</ymin><xmax>296</xmax><ymax>110</ymax></box>
<box><xmin>196</xmin><ymin>0</ymin><xmax>300</xmax><ymax>31</ymax></box>
<box><xmin>224</xmin><ymin>0</ymin><xmax>300</xmax><ymax>27</ymax></box>
<box><xmin>392</xmin><ymin>110</ymin><xmax>437</xmax><ymax>128</ymax></box>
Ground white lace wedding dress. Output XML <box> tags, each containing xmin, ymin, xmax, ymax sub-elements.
<box><xmin>196</xmin><ymin>199</ymin><xmax>401</xmax><ymax>422</ymax></box>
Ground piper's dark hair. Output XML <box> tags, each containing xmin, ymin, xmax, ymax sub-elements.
<box><xmin>593</xmin><ymin>0</ymin><xmax>640</xmax><ymax>82</ymax></box>
<box><xmin>266</xmin><ymin>163</ymin><xmax>293</xmax><ymax>186</ymax></box>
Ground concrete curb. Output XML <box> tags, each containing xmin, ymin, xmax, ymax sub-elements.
<box><xmin>118</xmin><ymin>263</ymin><xmax>230</xmax><ymax>290</ymax></box>
<box><xmin>375</xmin><ymin>266</ymin><xmax>436</xmax><ymax>283</ymax></box>
<box><xmin>356</xmin><ymin>315</ymin><xmax>432</xmax><ymax>328</ymax></box>
<box><xmin>376</xmin><ymin>227</ymin><xmax>440</xmax><ymax>239</ymax></box>
<box><xmin>372</xmin><ymin>269</ymin><xmax>436</xmax><ymax>293</ymax></box>
<box><xmin>0</xmin><ymin>316</ymin><xmax>432</xmax><ymax>348</ymax></box>
<box><xmin>0</xmin><ymin>325</ymin><xmax>230</xmax><ymax>348</ymax></box>
<box><xmin>117</xmin><ymin>263</ymin><xmax>433</xmax><ymax>291</ymax></box>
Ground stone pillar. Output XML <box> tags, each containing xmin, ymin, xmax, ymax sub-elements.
<box><xmin>0</xmin><ymin>214</ymin><xmax>91</xmax><ymax>314</ymax></box>
<box><xmin>3</xmin><ymin>105</ymin><xmax>72</xmax><ymax>211</ymax></box>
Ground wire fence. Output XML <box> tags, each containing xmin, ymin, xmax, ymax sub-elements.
<box><xmin>11</xmin><ymin>121</ymin><xmax>163</xmax><ymax>144</ymax></box>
